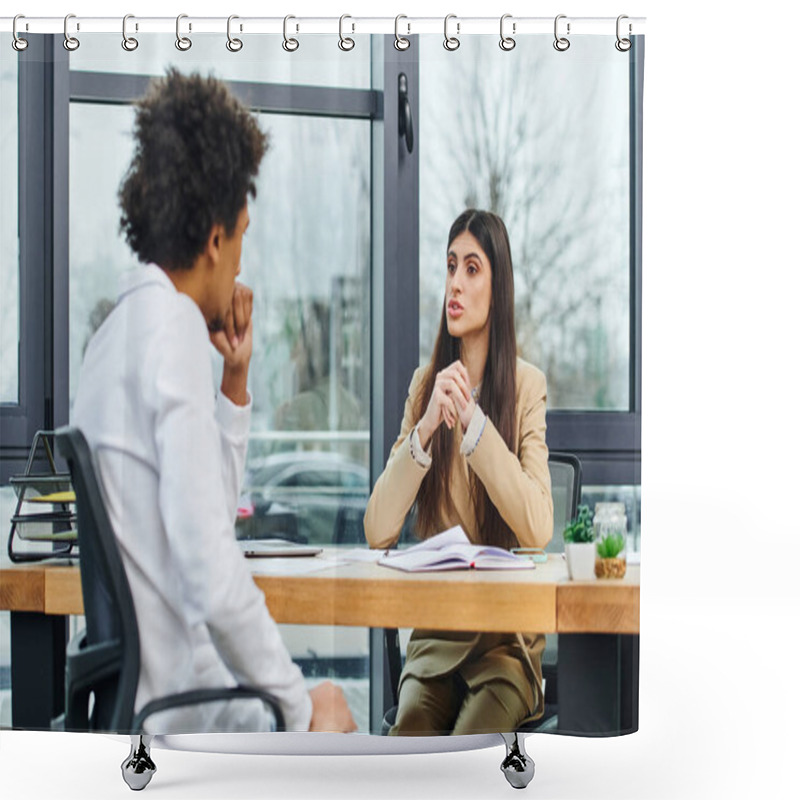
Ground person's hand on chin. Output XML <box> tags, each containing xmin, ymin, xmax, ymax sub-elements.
<box><xmin>211</xmin><ymin>282</ymin><xmax>253</xmax><ymax>405</ymax></box>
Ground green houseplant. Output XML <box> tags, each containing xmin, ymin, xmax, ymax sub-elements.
<box><xmin>595</xmin><ymin>531</ymin><xmax>627</xmax><ymax>579</ymax></box>
<box><xmin>563</xmin><ymin>505</ymin><xmax>596</xmax><ymax>581</ymax></box>
<box><xmin>563</xmin><ymin>505</ymin><xmax>595</xmax><ymax>544</ymax></box>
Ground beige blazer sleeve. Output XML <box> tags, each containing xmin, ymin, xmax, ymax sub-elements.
<box><xmin>364</xmin><ymin>367</ymin><xmax>430</xmax><ymax>550</ymax></box>
<box><xmin>465</xmin><ymin>362</ymin><xmax>553</xmax><ymax>549</ymax></box>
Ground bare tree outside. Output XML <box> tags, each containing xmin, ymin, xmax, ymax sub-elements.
<box><xmin>419</xmin><ymin>36</ymin><xmax>630</xmax><ymax>410</ymax></box>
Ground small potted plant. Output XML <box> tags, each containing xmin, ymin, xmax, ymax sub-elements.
<box><xmin>563</xmin><ymin>505</ymin><xmax>596</xmax><ymax>581</ymax></box>
<box><xmin>595</xmin><ymin>532</ymin><xmax>627</xmax><ymax>579</ymax></box>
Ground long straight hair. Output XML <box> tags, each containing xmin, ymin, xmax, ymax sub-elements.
<box><xmin>413</xmin><ymin>209</ymin><xmax>519</xmax><ymax>550</ymax></box>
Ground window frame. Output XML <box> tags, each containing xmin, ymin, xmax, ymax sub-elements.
<box><xmin>0</xmin><ymin>36</ymin><xmax>69</xmax><ymax>483</ymax></box>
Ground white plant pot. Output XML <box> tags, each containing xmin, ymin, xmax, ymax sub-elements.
<box><xmin>565</xmin><ymin>542</ymin><xmax>596</xmax><ymax>581</ymax></box>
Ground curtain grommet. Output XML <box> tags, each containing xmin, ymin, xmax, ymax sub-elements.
<box><xmin>226</xmin><ymin>15</ymin><xmax>243</xmax><ymax>52</ymax></box>
<box><xmin>554</xmin><ymin>14</ymin><xmax>571</xmax><ymax>51</ymax></box>
<box><xmin>63</xmin><ymin>13</ymin><xmax>80</xmax><ymax>51</ymax></box>
<box><xmin>444</xmin><ymin>14</ymin><xmax>460</xmax><ymax>51</ymax></box>
<box><xmin>12</xmin><ymin>14</ymin><xmax>29</xmax><ymax>51</ymax></box>
<box><xmin>615</xmin><ymin>15</ymin><xmax>632</xmax><ymax>51</ymax></box>
<box><xmin>175</xmin><ymin>14</ymin><xmax>192</xmax><ymax>51</ymax></box>
<box><xmin>122</xmin><ymin>14</ymin><xmax>139</xmax><ymax>52</ymax></box>
<box><xmin>394</xmin><ymin>15</ymin><xmax>411</xmax><ymax>51</ymax></box>
<box><xmin>499</xmin><ymin>14</ymin><xmax>516</xmax><ymax>51</ymax></box>
<box><xmin>338</xmin><ymin>14</ymin><xmax>355</xmax><ymax>51</ymax></box>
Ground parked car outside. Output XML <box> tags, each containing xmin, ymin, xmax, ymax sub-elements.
<box><xmin>236</xmin><ymin>451</ymin><xmax>370</xmax><ymax>546</ymax></box>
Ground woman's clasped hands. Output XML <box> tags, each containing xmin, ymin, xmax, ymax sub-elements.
<box><xmin>417</xmin><ymin>360</ymin><xmax>476</xmax><ymax>449</ymax></box>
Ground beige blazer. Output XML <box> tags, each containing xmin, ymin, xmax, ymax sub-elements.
<box><xmin>364</xmin><ymin>358</ymin><xmax>553</xmax><ymax>709</ymax></box>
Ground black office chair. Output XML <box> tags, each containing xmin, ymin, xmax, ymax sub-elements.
<box><xmin>55</xmin><ymin>426</ymin><xmax>285</xmax><ymax>790</ymax></box>
<box><xmin>380</xmin><ymin>452</ymin><xmax>582</xmax><ymax>787</ymax></box>
<box><xmin>333</xmin><ymin>501</ymin><xmax>368</xmax><ymax>545</ymax></box>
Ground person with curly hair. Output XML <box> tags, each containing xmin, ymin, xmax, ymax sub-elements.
<box><xmin>73</xmin><ymin>69</ymin><xmax>355</xmax><ymax>735</ymax></box>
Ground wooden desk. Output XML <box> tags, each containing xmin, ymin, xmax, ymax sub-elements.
<box><xmin>0</xmin><ymin>553</ymin><xmax>639</xmax><ymax>733</ymax></box>
<box><xmin>1</xmin><ymin>552</ymin><xmax>639</xmax><ymax>633</ymax></box>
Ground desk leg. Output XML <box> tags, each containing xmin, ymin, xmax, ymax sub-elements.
<box><xmin>557</xmin><ymin>633</ymin><xmax>639</xmax><ymax>736</ymax></box>
<box><xmin>10</xmin><ymin>611</ymin><xmax>68</xmax><ymax>729</ymax></box>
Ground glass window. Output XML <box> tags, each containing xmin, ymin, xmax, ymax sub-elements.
<box><xmin>419</xmin><ymin>35</ymin><xmax>630</xmax><ymax>411</ymax></box>
<box><xmin>581</xmin><ymin>484</ymin><xmax>641</xmax><ymax>554</ymax></box>
<box><xmin>236</xmin><ymin>111</ymin><xmax>371</xmax><ymax>545</ymax></box>
<box><xmin>68</xmin><ymin>103</ymin><xmax>139</xmax><ymax>410</ymax></box>
<box><xmin>69</xmin><ymin>109</ymin><xmax>373</xmax><ymax>492</ymax></box>
<box><xmin>1</xmin><ymin>53</ymin><xmax>19</xmax><ymax>403</ymax></box>
<box><xmin>69</xmin><ymin>33</ymin><xmax>371</xmax><ymax>91</ymax></box>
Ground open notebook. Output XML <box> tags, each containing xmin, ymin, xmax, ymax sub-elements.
<box><xmin>378</xmin><ymin>525</ymin><xmax>535</xmax><ymax>572</ymax></box>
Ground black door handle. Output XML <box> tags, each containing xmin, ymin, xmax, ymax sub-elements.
<box><xmin>398</xmin><ymin>72</ymin><xmax>414</xmax><ymax>154</ymax></box>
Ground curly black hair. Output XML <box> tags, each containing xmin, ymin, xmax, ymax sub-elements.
<box><xmin>119</xmin><ymin>68</ymin><xmax>268</xmax><ymax>271</ymax></box>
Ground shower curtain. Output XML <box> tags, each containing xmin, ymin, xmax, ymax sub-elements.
<box><xmin>0</xmin><ymin>14</ymin><xmax>642</xmax><ymax>748</ymax></box>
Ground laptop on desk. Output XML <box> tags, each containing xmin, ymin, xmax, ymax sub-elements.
<box><xmin>239</xmin><ymin>539</ymin><xmax>323</xmax><ymax>558</ymax></box>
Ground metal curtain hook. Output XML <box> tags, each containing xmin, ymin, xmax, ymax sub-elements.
<box><xmin>554</xmin><ymin>14</ymin><xmax>570</xmax><ymax>51</ymax></box>
<box><xmin>338</xmin><ymin>14</ymin><xmax>355</xmax><ymax>51</ymax></box>
<box><xmin>122</xmin><ymin>14</ymin><xmax>139</xmax><ymax>52</ymax></box>
<box><xmin>499</xmin><ymin>14</ymin><xmax>516</xmax><ymax>51</ymax></box>
<box><xmin>444</xmin><ymin>14</ymin><xmax>460</xmax><ymax>51</ymax></box>
<box><xmin>12</xmin><ymin>14</ymin><xmax>29</xmax><ymax>51</ymax></box>
<box><xmin>227</xmin><ymin>15</ymin><xmax>243</xmax><ymax>52</ymax></box>
<box><xmin>63</xmin><ymin>13</ymin><xmax>80</xmax><ymax>51</ymax></box>
<box><xmin>175</xmin><ymin>14</ymin><xmax>192</xmax><ymax>51</ymax></box>
<box><xmin>394</xmin><ymin>15</ymin><xmax>410</xmax><ymax>51</ymax></box>
<box><xmin>616</xmin><ymin>14</ymin><xmax>632</xmax><ymax>51</ymax></box>
<box><xmin>283</xmin><ymin>15</ymin><xmax>299</xmax><ymax>52</ymax></box>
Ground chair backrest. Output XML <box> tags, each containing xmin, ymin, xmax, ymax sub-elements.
<box><xmin>540</xmin><ymin>452</ymin><xmax>582</xmax><ymax>684</ymax></box>
<box><xmin>56</xmin><ymin>426</ymin><xmax>140</xmax><ymax>731</ymax></box>
<box><xmin>546</xmin><ymin>452</ymin><xmax>582</xmax><ymax>553</ymax></box>
<box><xmin>334</xmin><ymin>501</ymin><xmax>367</xmax><ymax>546</ymax></box>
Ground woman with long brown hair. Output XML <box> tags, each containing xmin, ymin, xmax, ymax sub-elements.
<box><xmin>364</xmin><ymin>209</ymin><xmax>553</xmax><ymax>735</ymax></box>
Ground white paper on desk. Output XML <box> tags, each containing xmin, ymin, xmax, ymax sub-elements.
<box><xmin>392</xmin><ymin>525</ymin><xmax>469</xmax><ymax>554</ymax></box>
<box><xmin>333</xmin><ymin>548</ymin><xmax>384</xmax><ymax>563</ymax></box>
<box><xmin>378</xmin><ymin>525</ymin><xmax>473</xmax><ymax>561</ymax></box>
<box><xmin>251</xmin><ymin>557</ymin><xmax>339</xmax><ymax>576</ymax></box>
